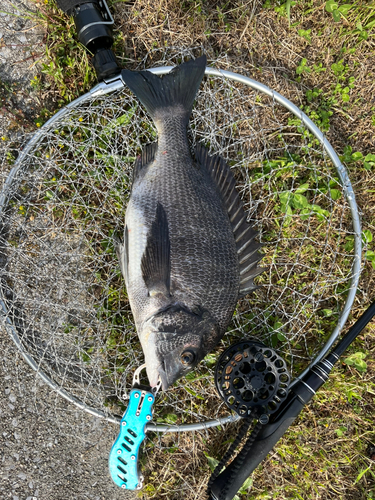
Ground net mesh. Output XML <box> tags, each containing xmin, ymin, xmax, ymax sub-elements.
<box><xmin>0</xmin><ymin>52</ymin><xmax>358</xmax><ymax>428</ymax></box>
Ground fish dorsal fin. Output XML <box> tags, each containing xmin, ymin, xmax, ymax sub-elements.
<box><xmin>133</xmin><ymin>142</ymin><xmax>158</xmax><ymax>183</ymax></box>
<box><xmin>141</xmin><ymin>202</ymin><xmax>171</xmax><ymax>297</ymax></box>
<box><xmin>195</xmin><ymin>143</ymin><xmax>263</xmax><ymax>298</ymax></box>
<box><xmin>115</xmin><ymin>225</ymin><xmax>129</xmax><ymax>287</ymax></box>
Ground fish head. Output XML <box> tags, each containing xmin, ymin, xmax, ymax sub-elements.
<box><xmin>141</xmin><ymin>305</ymin><xmax>219</xmax><ymax>391</ymax></box>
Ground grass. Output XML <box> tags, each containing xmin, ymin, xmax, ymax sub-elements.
<box><xmin>3</xmin><ymin>0</ymin><xmax>375</xmax><ymax>499</ymax></box>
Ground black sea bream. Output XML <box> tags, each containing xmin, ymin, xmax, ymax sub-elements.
<box><xmin>117</xmin><ymin>55</ymin><xmax>262</xmax><ymax>390</ymax></box>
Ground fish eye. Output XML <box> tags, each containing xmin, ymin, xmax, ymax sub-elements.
<box><xmin>181</xmin><ymin>350</ymin><xmax>195</xmax><ymax>366</ymax></box>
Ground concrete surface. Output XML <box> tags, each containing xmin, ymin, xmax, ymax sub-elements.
<box><xmin>0</xmin><ymin>1</ymin><xmax>138</xmax><ymax>499</ymax></box>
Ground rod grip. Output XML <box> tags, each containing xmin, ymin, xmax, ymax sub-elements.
<box><xmin>210</xmin><ymin>396</ymin><xmax>304</xmax><ymax>500</ymax></box>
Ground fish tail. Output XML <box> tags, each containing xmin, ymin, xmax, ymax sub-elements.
<box><xmin>120</xmin><ymin>55</ymin><xmax>207</xmax><ymax>125</ymax></box>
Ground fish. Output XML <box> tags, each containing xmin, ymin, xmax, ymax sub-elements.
<box><xmin>117</xmin><ymin>55</ymin><xmax>262</xmax><ymax>390</ymax></box>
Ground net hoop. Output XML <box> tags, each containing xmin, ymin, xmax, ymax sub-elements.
<box><xmin>0</xmin><ymin>65</ymin><xmax>362</xmax><ymax>433</ymax></box>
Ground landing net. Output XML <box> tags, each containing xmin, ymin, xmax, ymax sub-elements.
<box><xmin>0</xmin><ymin>52</ymin><xmax>361</xmax><ymax>431</ymax></box>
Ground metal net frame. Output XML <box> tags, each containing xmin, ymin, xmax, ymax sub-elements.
<box><xmin>0</xmin><ymin>55</ymin><xmax>362</xmax><ymax>433</ymax></box>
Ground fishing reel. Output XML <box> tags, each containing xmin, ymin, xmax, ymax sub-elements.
<box><xmin>215</xmin><ymin>340</ymin><xmax>290</xmax><ymax>420</ymax></box>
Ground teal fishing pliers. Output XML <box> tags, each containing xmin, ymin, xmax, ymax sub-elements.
<box><xmin>108</xmin><ymin>364</ymin><xmax>161</xmax><ymax>490</ymax></box>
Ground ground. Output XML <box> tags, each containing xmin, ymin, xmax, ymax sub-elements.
<box><xmin>0</xmin><ymin>1</ymin><xmax>374</xmax><ymax>500</ymax></box>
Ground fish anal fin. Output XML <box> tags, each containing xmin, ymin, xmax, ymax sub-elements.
<box><xmin>195</xmin><ymin>143</ymin><xmax>264</xmax><ymax>297</ymax></box>
<box><xmin>141</xmin><ymin>202</ymin><xmax>171</xmax><ymax>297</ymax></box>
<box><xmin>133</xmin><ymin>142</ymin><xmax>158</xmax><ymax>184</ymax></box>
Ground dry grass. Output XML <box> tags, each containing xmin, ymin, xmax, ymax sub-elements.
<box><xmin>4</xmin><ymin>0</ymin><xmax>375</xmax><ymax>499</ymax></box>
<box><xmin>114</xmin><ymin>2</ymin><xmax>375</xmax><ymax>498</ymax></box>
<box><xmin>116</xmin><ymin>2</ymin><xmax>375</xmax><ymax>498</ymax></box>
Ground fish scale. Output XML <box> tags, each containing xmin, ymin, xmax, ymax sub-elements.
<box><xmin>128</xmin><ymin>135</ymin><xmax>239</xmax><ymax>328</ymax></box>
<box><xmin>117</xmin><ymin>56</ymin><xmax>262</xmax><ymax>390</ymax></box>
<box><xmin>133</xmin><ymin>161</ymin><xmax>237</xmax><ymax>319</ymax></box>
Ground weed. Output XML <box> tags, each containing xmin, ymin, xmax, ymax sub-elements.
<box><xmin>298</xmin><ymin>28</ymin><xmax>311</xmax><ymax>42</ymax></box>
<box><xmin>343</xmin><ymin>352</ymin><xmax>368</xmax><ymax>373</ymax></box>
<box><xmin>340</xmin><ymin>145</ymin><xmax>375</xmax><ymax>172</ymax></box>
<box><xmin>365</xmin><ymin>250</ymin><xmax>375</xmax><ymax>270</ymax></box>
<box><xmin>331</xmin><ymin>59</ymin><xmax>350</xmax><ymax>79</ymax></box>
<box><xmin>313</xmin><ymin>63</ymin><xmax>327</xmax><ymax>74</ymax></box>
<box><xmin>325</xmin><ymin>1</ymin><xmax>353</xmax><ymax>23</ymax></box>
<box><xmin>263</xmin><ymin>0</ymin><xmax>297</xmax><ymax>24</ymax></box>
<box><xmin>296</xmin><ymin>57</ymin><xmax>311</xmax><ymax>76</ymax></box>
<box><xmin>303</xmin><ymin>90</ymin><xmax>334</xmax><ymax>132</ymax></box>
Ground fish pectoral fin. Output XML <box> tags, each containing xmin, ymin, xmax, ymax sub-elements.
<box><xmin>133</xmin><ymin>142</ymin><xmax>158</xmax><ymax>184</ymax></box>
<box><xmin>141</xmin><ymin>202</ymin><xmax>171</xmax><ymax>297</ymax></box>
<box><xmin>195</xmin><ymin>143</ymin><xmax>264</xmax><ymax>298</ymax></box>
<box><xmin>115</xmin><ymin>226</ymin><xmax>129</xmax><ymax>286</ymax></box>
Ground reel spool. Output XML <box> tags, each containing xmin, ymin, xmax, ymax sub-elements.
<box><xmin>215</xmin><ymin>341</ymin><xmax>290</xmax><ymax>418</ymax></box>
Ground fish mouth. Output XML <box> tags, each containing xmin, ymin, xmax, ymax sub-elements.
<box><xmin>156</xmin><ymin>361</ymin><xmax>169</xmax><ymax>391</ymax></box>
<box><xmin>142</xmin><ymin>330</ymin><xmax>172</xmax><ymax>390</ymax></box>
<box><xmin>145</xmin><ymin>359</ymin><xmax>173</xmax><ymax>391</ymax></box>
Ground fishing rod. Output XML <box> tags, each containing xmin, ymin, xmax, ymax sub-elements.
<box><xmin>208</xmin><ymin>300</ymin><xmax>375</xmax><ymax>500</ymax></box>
